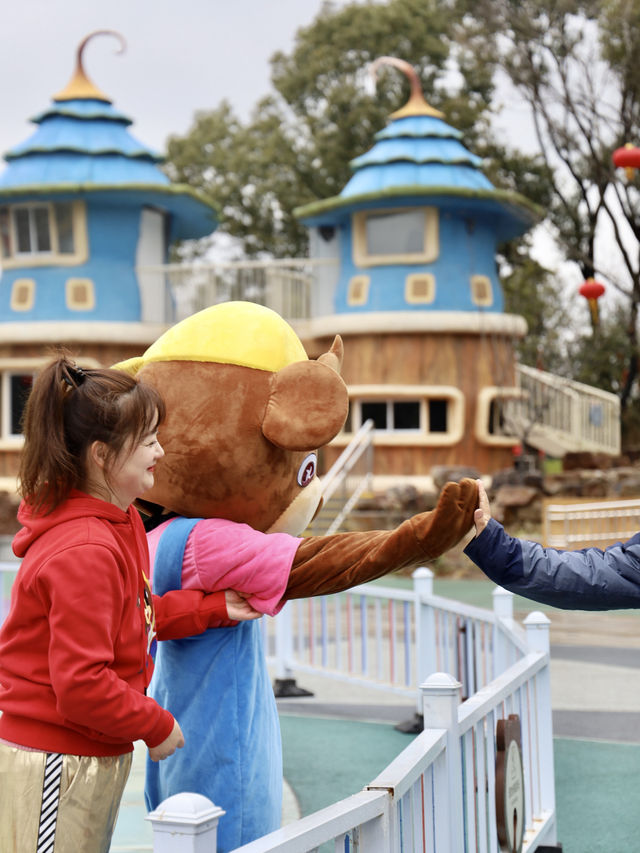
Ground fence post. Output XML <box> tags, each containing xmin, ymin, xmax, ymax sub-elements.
<box><xmin>274</xmin><ymin>602</ymin><xmax>294</xmax><ymax>681</ymax></box>
<box><xmin>421</xmin><ymin>672</ymin><xmax>464</xmax><ymax>851</ymax></box>
<box><xmin>146</xmin><ymin>793</ymin><xmax>224</xmax><ymax>853</ymax></box>
<box><xmin>492</xmin><ymin>586</ymin><xmax>514</xmax><ymax>678</ymax></box>
<box><xmin>524</xmin><ymin>610</ymin><xmax>557</xmax><ymax>835</ymax></box>
<box><xmin>413</xmin><ymin>568</ymin><xmax>436</xmax><ymax>715</ymax></box>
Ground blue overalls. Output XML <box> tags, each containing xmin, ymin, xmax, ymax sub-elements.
<box><xmin>144</xmin><ymin>517</ymin><xmax>282</xmax><ymax>852</ymax></box>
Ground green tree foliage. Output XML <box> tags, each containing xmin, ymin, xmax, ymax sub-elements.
<box><xmin>465</xmin><ymin>0</ymin><xmax>640</xmax><ymax>422</ymax></box>
<box><xmin>502</xmin><ymin>253</ymin><xmax>570</xmax><ymax>369</ymax></box>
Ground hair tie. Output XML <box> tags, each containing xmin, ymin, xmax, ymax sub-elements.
<box><xmin>62</xmin><ymin>364</ymin><xmax>86</xmax><ymax>388</ymax></box>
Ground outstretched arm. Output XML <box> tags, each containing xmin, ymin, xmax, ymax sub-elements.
<box><xmin>465</xmin><ymin>481</ymin><xmax>640</xmax><ymax>610</ymax></box>
<box><xmin>284</xmin><ymin>478</ymin><xmax>478</xmax><ymax>600</ymax></box>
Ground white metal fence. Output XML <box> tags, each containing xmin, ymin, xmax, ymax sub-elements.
<box><xmin>138</xmin><ymin>260</ymin><xmax>331</xmax><ymax>323</ymax></box>
<box><xmin>148</xmin><ymin>610</ymin><xmax>556</xmax><ymax>853</ymax></box>
<box><xmin>543</xmin><ymin>496</ymin><xmax>640</xmax><ymax>549</ymax></box>
<box><xmin>0</xmin><ymin>559</ymin><xmax>556</xmax><ymax>852</ymax></box>
<box><xmin>514</xmin><ymin>364</ymin><xmax>620</xmax><ymax>456</ymax></box>
<box><xmin>267</xmin><ymin>569</ymin><xmax>527</xmax><ymax>714</ymax></box>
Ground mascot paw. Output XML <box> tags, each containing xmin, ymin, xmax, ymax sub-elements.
<box><xmin>411</xmin><ymin>478</ymin><xmax>479</xmax><ymax>559</ymax></box>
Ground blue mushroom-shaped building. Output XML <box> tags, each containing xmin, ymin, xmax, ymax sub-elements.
<box><xmin>0</xmin><ymin>30</ymin><xmax>216</xmax><ymax>326</ymax></box>
<box><xmin>0</xmin><ymin>31</ymin><xmax>217</xmax><ymax>496</ymax></box>
<box><xmin>295</xmin><ymin>57</ymin><xmax>543</xmax><ymax>480</ymax></box>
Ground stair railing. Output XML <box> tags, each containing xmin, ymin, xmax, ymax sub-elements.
<box><xmin>310</xmin><ymin>418</ymin><xmax>374</xmax><ymax>536</ymax></box>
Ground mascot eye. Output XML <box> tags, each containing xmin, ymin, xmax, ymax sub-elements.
<box><xmin>297</xmin><ymin>453</ymin><xmax>317</xmax><ymax>487</ymax></box>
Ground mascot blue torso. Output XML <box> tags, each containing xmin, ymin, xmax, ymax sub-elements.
<box><xmin>145</xmin><ymin>518</ymin><xmax>282</xmax><ymax>851</ymax></box>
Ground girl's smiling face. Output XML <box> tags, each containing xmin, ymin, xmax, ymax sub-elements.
<box><xmin>88</xmin><ymin>426</ymin><xmax>165</xmax><ymax>511</ymax></box>
<box><xmin>109</xmin><ymin>431</ymin><xmax>165</xmax><ymax>510</ymax></box>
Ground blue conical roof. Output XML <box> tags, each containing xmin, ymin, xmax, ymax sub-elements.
<box><xmin>0</xmin><ymin>36</ymin><xmax>216</xmax><ymax>240</ymax></box>
<box><xmin>342</xmin><ymin>115</ymin><xmax>491</xmax><ymax>196</ymax></box>
<box><xmin>296</xmin><ymin>86</ymin><xmax>540</xmax><ymax>242</ymax></box>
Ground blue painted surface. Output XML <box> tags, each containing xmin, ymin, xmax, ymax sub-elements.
<box><xmin>375</xmin><ymin>115</ymin><xmax>463</xmax><ymax>140</ymax></box>
<box><xmin>350</xmin><ymin>137</ymin><xmax>483</xmax><ymax>170</ymax></box>
<box><xmin>0</xmin><ymin>82</ymin><xmax>217</xmax><ymax>324</ymax></box>
<box><xmin>342</xmin><ymin>162</ymin><xmax>494</xmax><ymax>196</ymax></box>
<box><xmin>298</xmin><ymin>104</ymin><xmax>539</xmax><ymax>315</ymax></box>
<box><xmin>32</xmin><ymin>98</ymin><xmax>134</xmax><ymax>125</ymax></box>
<box><xmin>7</xmin><ymin>117</ymin><xmax>161</xmax><ymax>161</ymax></box>
<box><xmin>0</xmin><ymin>153</ymin><xmax>170</xmax><ymax>187</ymax></box>
<box><xmin>333</xmin><ymin>212</ymin><xmax>503</xmax><ymax>313</ymax></box>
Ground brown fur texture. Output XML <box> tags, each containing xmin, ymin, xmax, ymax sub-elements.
<box><xmin>285</xmin><ymin>478</ymin><xmax>479</xmax><ymax>598</ymax></box>
<box><xmin>138</xmin><ymin>353</ymin><xmax>347</xmax><ymax>531</ymax></box>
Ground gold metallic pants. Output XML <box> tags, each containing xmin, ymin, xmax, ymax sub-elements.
<box><xmin>0</xmin><ymin>742</ymin><xmax>132</xmax><ymax>853</ymax></box>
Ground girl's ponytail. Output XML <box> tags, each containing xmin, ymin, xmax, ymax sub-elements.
<box><xmin>18</xmin><ymin>352</ymin><xmax>164</xmax><ymax>514</ymax></box>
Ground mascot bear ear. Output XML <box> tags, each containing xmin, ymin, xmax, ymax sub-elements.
<box><xmin>262</xmin><ymin>336</ymin><xmax>349</xmax><ymax>451</ymax></box>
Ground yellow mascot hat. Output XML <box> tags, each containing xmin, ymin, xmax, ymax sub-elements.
<box><xmin>116</xmin><ymin>301</ymin><xmax>309</xmax><ymax>376</ymax></box>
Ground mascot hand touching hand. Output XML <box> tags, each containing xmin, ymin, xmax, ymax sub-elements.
<box><xmin>116</xmin><ymin>301</ymin><xmax>477</xmax><ymax>852</ymax></box>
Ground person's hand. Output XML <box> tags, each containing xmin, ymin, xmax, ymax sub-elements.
<box><xmin>148</xmin><ymin>719</ymin><xmax>184</xmax><ymax>762</ymax></box>
<box><xmin>473</xmin><ymin>479</ymin><xmax>492</xmax><ymax>537</ymax></box>
<box><xmin>225</xmin><ymin>589</ymin><xmax>261</xmax><ymax>621</ymax></box>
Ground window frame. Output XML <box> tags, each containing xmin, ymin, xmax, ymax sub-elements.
<box><xmin>0</xmin><ymin>357</ymin><xmax>101</xmax><ymax>446</ymax></box>
<box><xmin>352</xmin><ymin>206</ymin><xmax>439</xmax><ymax>268</ymax></box>
<box><xmin>475</xmin><ymin>386</ymin><xmax>527</xmax><ymax>447</ymax></box>
<box><xmin>0</xmin><ymin>200</ymin><xmax>88</xmax><ymax>268</ymax></box>
<box><xmin>470</xmin><ymin>274</ymin><xmax>494</xmax><ymax>307</ymax></box>
<box><xmin>340</xmin><ymin>385</ymin><xmax>464</xmax><ymax>447</ymax></box>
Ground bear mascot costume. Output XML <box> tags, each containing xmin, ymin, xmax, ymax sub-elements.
<box><xmin>116</xmin><ymin>301</ymin><xmax>477</xmax><ymax>851</ymax></box>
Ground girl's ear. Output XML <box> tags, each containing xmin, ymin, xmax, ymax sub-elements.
<box><xmin>89</xmin><ymin>440</ymin><xmax>108</xmax><ymax>470</ymax></box>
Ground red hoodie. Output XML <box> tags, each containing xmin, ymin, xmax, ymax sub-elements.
<box><xmin>0</xmin><ymin>491</ymin><xmax>227</xmax><ymax>756</ymax></box>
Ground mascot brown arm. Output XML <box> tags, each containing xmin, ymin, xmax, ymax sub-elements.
<box><xmin>284</xmin><ymin>478</ymin><xmax>478</xmax><ymax>600</ymax></box>
<box><xmin>261</xmin><ymin>337</ymin><xmax>478</xmax><ymax>600</ymax></box>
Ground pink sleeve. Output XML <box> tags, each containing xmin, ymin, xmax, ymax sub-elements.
<box><xmin>181</xmin><ymin>518</ymin><xmax>300</xmax><ymax>616</ymax></box>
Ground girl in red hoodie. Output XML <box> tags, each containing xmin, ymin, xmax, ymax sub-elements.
<box><xmin>0</xmin><ymin>355</ymin><xmax>257</xmax><ymax>853</ymax></box>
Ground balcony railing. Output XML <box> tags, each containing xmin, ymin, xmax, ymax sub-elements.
<box><xmin>137</xmin><ymin>259</ymin><xmax>336</xmax><ymax>323</ymax></box>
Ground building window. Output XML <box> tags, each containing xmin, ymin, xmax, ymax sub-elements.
<box><xmin>66</xmin><ymin>278</ymin><xmax>95</xmax><ymax>311</ymax></box>
<box><xmin>476</xmin><ymin>387</ymin><xmax>524</xmax><ymax>446</ymax></box>
<box><xmin>1</xmin><ymin>372</ymin><xmax>34</xmax><ymax>438</ymax></box>
<box><xmin>405</xmin><ymin>273</ymin><xmax>435</xmax><ymax>304</ymax></box>
<box><xmin>0</xmin><ymin>201</ymin><xmax>88</xmax><ymax>268</ymax></box>
<box><xmin>470</xmin><ymin>275</ymin><xmax>493</xmax><ymax>307</ymax></box>
<box><xmin>10</xmin><ymin>279</ymin><xmax>35</xmax><ymax>311</ymax></box>
<box><xmin>352</xmin><ymin>207</ymin><xmax>439</xmax><ymax>267</ymax></box>
<box><xmin>0</xmin><ymin>357</ymin><xmax>101</xmax><ymax>444</ymax></box>
<box><xmin>344</xmin><ymin>386</ymin><xmax>464</xmax><ymax>446</ymax></box>
<box><xmin>428</xmin><ymin>398</ymin><xmax>448</xmax><ymax>432</ymax></box>
<box><xmin>347</xmin><ymin>275</ymin><xmax>370</xmax><ymax>306</ymax></box>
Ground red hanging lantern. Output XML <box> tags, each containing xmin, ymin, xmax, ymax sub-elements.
<box><xmin>579</xmin><ymin>277</ymin><xmax>606</xmax><ymax>327</ymax></box>
<box><xmin>612</xmin><ymin>143</ymin><xmax>640</xmax><ymax>179</ymax></box>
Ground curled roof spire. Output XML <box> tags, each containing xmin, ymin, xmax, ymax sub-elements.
<box><xmin>53</xmin><ymin>30</ymin><xmax>127</xmax><ymax>103</ymax></box>
<box><xmin>369</xmin><ymin>56</ymin><xmax>444</xmax><ymax>119</ymax></box>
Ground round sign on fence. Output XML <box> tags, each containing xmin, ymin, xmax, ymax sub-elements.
<box><xmin>495</xmin><ymin>714</ymin><xmax>525</xmax><ymax>853</ymax></box>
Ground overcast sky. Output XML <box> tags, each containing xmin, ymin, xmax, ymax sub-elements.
<box><xmin>0</xmin><ymin>0</ymin><xmax>349</xmax><ymax>157</ymax></box>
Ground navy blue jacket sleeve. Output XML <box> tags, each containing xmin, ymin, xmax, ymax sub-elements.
<box><xmin>463</xmin><ymin>518</ymin><xmax>640</xmax><ymax>610</ymax></box>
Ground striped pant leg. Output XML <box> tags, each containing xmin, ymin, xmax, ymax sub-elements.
<box><xmin>36</xmin><ymin>751</ymin><xmax>64</xmax><ymax>852</ymax></box>
<box><xmin>0</xmin><ymin>744</ymin><xmax>132</xmax><ymax>853</ymax></box>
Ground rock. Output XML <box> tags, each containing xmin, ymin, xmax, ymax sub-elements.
<box><xmin>431</xmin><ymin>465</ymin><xmax>480</xmax><ymax>489</ymax></box>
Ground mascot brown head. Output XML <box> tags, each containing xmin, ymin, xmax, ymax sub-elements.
<box><xmin>117</xmin><ymin>301</ymin><xmax>348</xmax><ymax>534</ymax></box>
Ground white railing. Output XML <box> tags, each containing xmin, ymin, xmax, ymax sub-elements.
<box><xmin>543</xmin><ymin>497</ymin><xmax>640</xmax><ymax>549</ymax></box>
<box><xmin>137</xmin><ymin>259</ymin><xmax>338</xmax><ymax>323</ymax></box>
<box><xmin>0</xmin><ymin>559</ymin><xmax>556</xmax><ymax>852</ymax></box>
<box><xmin>148</xmin><ymin>612</ymin><xmax>556</xmax><ymax>853</ymax></box>
<box><xmin>513</xmin><ymin>364</ymin><xmax>620</xmax><ymax>456</ymax></box>
<box><xmin>310</xmin><ymin>419</ymin><xmax>375</xmax><ymax>536</ymax></box>
<box><xmin>0</xmin><ymin>560</ymin><xmax>18</xmax><ymax>622</ymax></box>
<box><xmin>267</xmin><ymin>569</ymin><xmax>527</xmax><ymax>718</ymax></box>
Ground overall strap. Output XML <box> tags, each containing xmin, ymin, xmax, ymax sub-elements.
<box><xmin>152</xmin><ymin>517</ymin><xmax>201</xmax><ymax>596</ymax></box>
